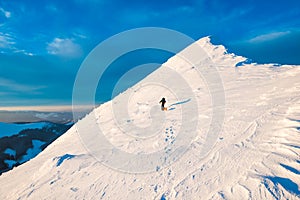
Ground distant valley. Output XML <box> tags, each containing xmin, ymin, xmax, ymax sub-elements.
<box><xmin>0</xmin><ymin>121</ymin><xmax>74</xmax><ymax>175</ymax></box>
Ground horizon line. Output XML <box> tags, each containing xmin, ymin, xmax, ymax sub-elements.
<box><xmin>0</xmin><ymin>105</ymin><xmax>96</xmax><ymax>112</ymax></box>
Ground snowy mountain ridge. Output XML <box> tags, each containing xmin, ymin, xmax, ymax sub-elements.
<box><xmin>0</xmin><ymin>37</ymin><xmax>299</xmax><ymax>200</ymax></box>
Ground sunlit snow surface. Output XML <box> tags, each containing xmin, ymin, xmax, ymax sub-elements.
<box><xmin>0</xmin><ymin>37</ymin><xmax>299</xmax><ymax>199</ymax></box>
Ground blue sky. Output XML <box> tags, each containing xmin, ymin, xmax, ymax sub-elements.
<box><xmin>0</xmin><ymin>0</ymin><xmax>299</xmax><ymax>107</ymax></box>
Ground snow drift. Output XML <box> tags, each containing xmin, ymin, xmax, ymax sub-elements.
<box><xmin>0</xmin><ymin>37</ymin><xmax>299</xmax><ymax>200</ymax></box>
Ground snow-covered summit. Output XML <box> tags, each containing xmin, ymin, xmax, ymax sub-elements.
<box><xmin>0</xmin><ymin>37</ymin><xmax>299</xmax><ymax>200</ymax></box>
<box><xmin>196</xmin><ymin>36</ymin><xmax>247</xmax><ymax>65</ymax></box>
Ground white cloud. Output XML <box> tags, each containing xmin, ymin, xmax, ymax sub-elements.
<box><xmin>73</xmin><ymin>32</ymin><xmax>88</xmax><ymax>39</ymax></box>
<box><xmin>13</xmin><ymin>49</ymin><xmax>35</xmax><ymax>56</ymax></box>
<box><xmin>0</xmin><ymin>32</ymin><xmax>34</xmax><ymax>56</ymax></box>
<box><xmin>0</xmin><ymin>7</ymin><xmax>11</xmax><ymax>18</ymax></box>
<box><xmin>0</xmin><ymin>33</ymin><xmax>33</xmax><ymax>56</ymax></box>
<box><xmin>25</xmin><ymin>52</ymin><xmax>34</xmax><ymax>56</ymax></box>
<box><xmin>0</xmin><ymin>32</ymin><xmax>15</xmax><ymax>48</ymax></box>
<box><xmin>47</xmin><ymin>38</ymin><xmax>82</xmax><ymax>57</ymax></box>
<box><xmin>0</xmin><ymin>78</ymin><xmax>45</xmax><ymax>93</ymax></box>
<box><xmin>248</xmin><ymin>31</ymin><xmax>291</xmax><ymax>43</ymax></box>
<box><xmin>0</xmin><ymin>32</ymin><xmax>35</xmax><ymax>56</ymax></box>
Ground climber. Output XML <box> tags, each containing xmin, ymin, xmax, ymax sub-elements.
<box><xmin>159</xmin><ymin>97</ymin><xmax>167</xmax><ymax>111</ymax></box>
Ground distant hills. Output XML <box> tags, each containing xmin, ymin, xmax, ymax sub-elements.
<box><xmin>0</xmin><ymin>110</ymin><xmax>88</xmax><ymax>124</ymax></box>
<box><xmin>0</xmin><ymin>121</ymin><xmax>73</xmax><ymax>175</ymax></box>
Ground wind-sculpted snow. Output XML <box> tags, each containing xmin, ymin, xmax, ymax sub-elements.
<box><xmin>54</xmin><ymin>154</ymin><xmax>76</xmax><ymax>167</ymax></box>
<box><xmin>263</xmin><ymin>176</ymin><xmax>300</xmax><ymax>198</ymax></box>
<box><xmin>0</xmin><ymin>34</ymin><xmax>299</xmax><ymax>200</ymax></box>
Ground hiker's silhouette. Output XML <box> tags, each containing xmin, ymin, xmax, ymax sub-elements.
<box><xmin>159</xmin><ymin>97</ymin><xmax>166</xmax><ymax>111</ymax></box>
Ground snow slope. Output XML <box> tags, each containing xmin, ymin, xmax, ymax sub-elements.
<box><xmin>0</xmin><ymin>37</ymin><xmax>299</xmax><ymax>200</ymax></box>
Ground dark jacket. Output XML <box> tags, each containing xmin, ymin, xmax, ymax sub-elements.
<box><xmin>159</xmin><ymin>98</ymin><xmax>166</xmax><ymax>107</ymax></box>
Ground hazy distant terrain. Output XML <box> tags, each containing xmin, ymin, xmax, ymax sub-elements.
<box><xmin>0</xmin><ymin>110</ymin><xmax>89</xmax><ymax>124</ymax></box>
